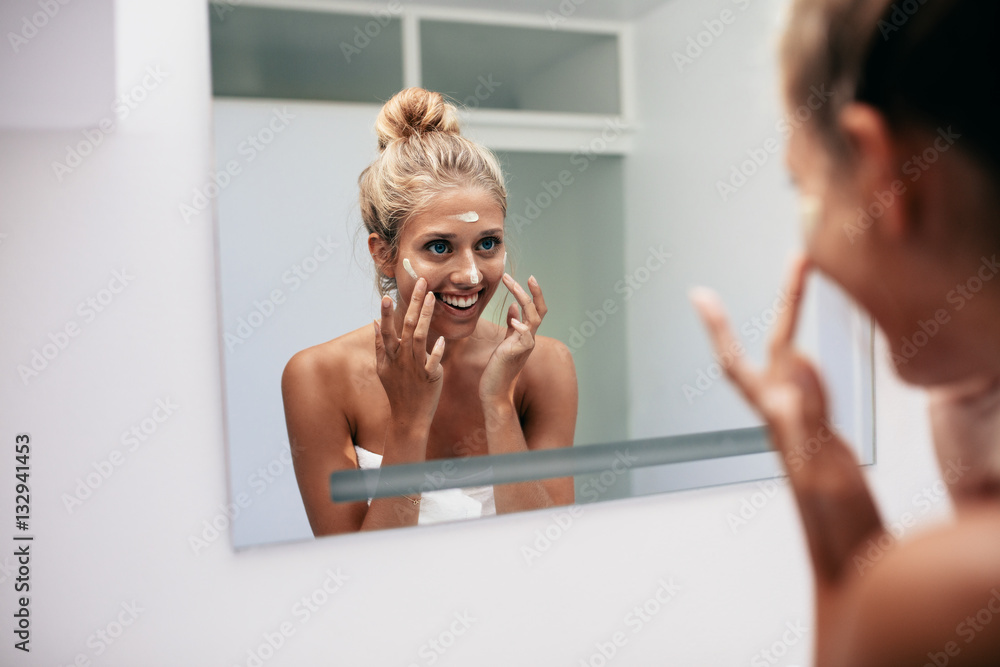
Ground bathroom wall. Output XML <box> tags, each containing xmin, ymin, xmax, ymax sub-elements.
<box><xmin>0</xmin><ymin>1</ymin><xmax>950</xmax><ymax>665</ymax></box>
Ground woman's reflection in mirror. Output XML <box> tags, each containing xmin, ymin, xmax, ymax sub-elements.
<box><xmin>282</xmin><ymin>88</ymin><xmax>577</xmax><ymax>535</ymax></box>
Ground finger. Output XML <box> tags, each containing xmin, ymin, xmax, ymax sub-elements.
<box><xmin>373</xmin><ymin>320</ymin><xmax>384</xmax><ymax>362</ymax></box>
<box><xmin>412</xmin><ymin>290</ymin><xmax>436</xmax><ymax>366</ymax></box>
<box><xmin>502</xmin><ymin>273</ymin><xmax>541</xmax><ymax>332</ymax></box>
<box><xmin>505</xmin><ymin>302</ymin><xmax>519</xmax><ymax>336</ymax></box>
<box><xmin>769</xmin><ymin>254</ymin><xmax>811</xmax><ymax>358</ymax></box>
<box><xmin>425</xmin><ymin>336</ymin><xmax>445</xmax><ymax>376</ymax></box>
<box><xmin>689</xmin><ymin>287</ymin><xmax>763</xmax><ymax>404</ymax></box>
<box><xmin>510</xmin><ymin>317</ymin><xmax>533</xmax><ymax>348</ymax></box>
<box><xmin>400</xmin><ymin>277</ymin><xmax>428</xmax><ymax>354</ymax></box>
<box><xmin>526</xmin><ymin>275</ymin><xmax>547</xmax><ymax>319</ymax></box>
<box><xmin>379</xmin><ymin>296</ymin><xmax>399</xmax><ymax>358</ymax></box>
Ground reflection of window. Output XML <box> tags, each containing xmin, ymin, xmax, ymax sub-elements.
<box><xmin>420</xmin><ymin>21</ymin><xmax>620</xmax><ymax>114</ymax></box>
<box><xmin>208</xmin><ymin>5</ymin><xmax>623</xmax><ymax>117</ymax></box>
<box><xmin>209</xmin><ymin>6</ymin><xmax>404</xmax><ymax>102</ymax></box>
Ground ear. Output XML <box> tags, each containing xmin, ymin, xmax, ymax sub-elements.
<box><xmin>368</xmin><ymin>233</ymin><xmax>395</xmax><ymax>279</ymax></box>
<box><xmin>837</xmin><ymin>103</ymin><xmax>912</xmax><ymax>241</ymax></box>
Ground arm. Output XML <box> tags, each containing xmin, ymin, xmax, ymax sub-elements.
<box><xmin>282</xmin><ymin>279</ymin><xmax>445</xmax><ymax>534</ymax></box>
<box><xmin>694</xmin><ymin>257</ymin><xmax>1000</xmax><ymax>666</ymax></box>
<box><xmin>485</xmin><ymin>336</ymin><xmax>578</xmax><ymax>513</ymax></box>
<box><xmin>479</xmin><ymin>274</ymin><xmax>577</xmax><ymax>513</ymax></box>
<box><xmin>691</xmin><ymin>256</ymin><xmax>885</xmax><ymax>662</ymax></box>
<box><xmin>281</xmin><ymin>349</ymin><xmax>372</xmax><ymax>535</ymax></box>
<box><xmin>830</xmin><ymin>517</ymin><xmax>1000</xmax><ymax>667</ymax></box>
<box><xmin>282</xmin><ymin>349</ymin><xmax>428</xmax><ymax>534</ymax></box>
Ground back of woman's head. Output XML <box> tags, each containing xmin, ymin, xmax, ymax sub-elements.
<box><xmin>359</xmin><ymin>87</ymin><xmax>507</xmax><ymax>297</ymax></box>
<box><xmin>782</xmin><ymin>0</ymin><xmax>1000</xmax><ymax>182</ymax></box>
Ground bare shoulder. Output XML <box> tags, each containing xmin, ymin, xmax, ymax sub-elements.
<box><xmin>518</xmin><ymin>334</ymin><xmax>578</xmax><ymax>430</ymax></box>
<box><xmin>522</xmin><ymin>334</ymin><xmax>577</xmax><ymax>382</ymax></box>
<box><xmin>839</xmin><ymin>507</ymin><xmax>1000</xmax><ymax>666</ymax></box>
<box><xmin>281</xmin><ymin>324</ymin><xmax>374</xmax><ymax>402</ymax></box>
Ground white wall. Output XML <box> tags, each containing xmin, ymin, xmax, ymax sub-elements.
<box><xmin>0</xmin><ymin>1</ymin><xmax>951</xmax><ymax>665</ymax></box>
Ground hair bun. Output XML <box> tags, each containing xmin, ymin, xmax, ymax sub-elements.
<box><xmin>375</xmin><ymin>87</ymin><xmax>460</xmax><ymax>151</ymax></box>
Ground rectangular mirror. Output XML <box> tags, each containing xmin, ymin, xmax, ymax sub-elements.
<box><xmin>209</xmin><ymin>0</ymin><xmax>874</xmax><ymax>548</ymax></box>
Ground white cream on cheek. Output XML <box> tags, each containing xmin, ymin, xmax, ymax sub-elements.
<box><xmin>799</xmin><ymin>195</ymin><xmax>821</xmax><ymax>238</ymax></box>
<box><xmin>402</xmin><ymin>257</ymin><xmax>419</xmax><ymax>280</ymax></box>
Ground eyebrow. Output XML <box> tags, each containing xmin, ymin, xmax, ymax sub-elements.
<box><xmin>416</xmin><ymin>228</ymin><xmax>503</xmax><ymax>241</ymax></box>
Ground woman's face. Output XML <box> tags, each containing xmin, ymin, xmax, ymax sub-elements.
<box><xmin>782</xmin><ymin>95</ymin><xmax>973</xmax><ymax>385</ymax></box>
<box><xmin>384</xmin><ymin>188</ymin><xmax>506</xmax><ymax>340</ymax></box>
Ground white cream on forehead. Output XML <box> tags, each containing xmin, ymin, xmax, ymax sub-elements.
<box><xmin>451</xmin><ymin>211</ymin><xmax>479</xmax><ymax>222</ymax></box>
<box><xmin>402</xmin><ymin>258</ymin><xmax>419</xmax><ymax>280</ymax></box>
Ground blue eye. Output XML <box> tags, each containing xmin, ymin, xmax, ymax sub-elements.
<box><xmin>428</xmin><ymin>242</ymin><xmax>448</xmax><ymax>254</ymax></box>
<box><xmin>478</xmin><ymin>236</ymin><xmax>502</xmax><ymax>253</ymax></box>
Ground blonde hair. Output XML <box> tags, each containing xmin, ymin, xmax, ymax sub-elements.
<box><xmin>359</xmin><ymin>87</ymin><xmax>508</xmax><ymax>297</ymax></box>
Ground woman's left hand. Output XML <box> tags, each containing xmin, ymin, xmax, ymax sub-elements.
<box><xmin>479</xmin><ymin>273</ymin><xmax>547</xmax><ymax>403</ymax></box>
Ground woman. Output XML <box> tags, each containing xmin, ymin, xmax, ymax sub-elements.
<box><xmin>281</xmin><ymin>88</ymin><xmax>578</xmax><ymax>536</ymax></box>
<box><xmin>692</xmin><ymin>0</ymin><xmax>1000</xmax><ymax>664</ymax></box>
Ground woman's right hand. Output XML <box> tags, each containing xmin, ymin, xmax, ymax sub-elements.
<box><xmin>373</xmin><ymin>277</ymin><xmax>446</xmax><ymax>427</ymax></box>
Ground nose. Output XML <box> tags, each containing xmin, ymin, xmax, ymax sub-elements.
<box><xmin>452</xmin><ymin>251</ymin><xmax>481</xmax><ymax>287</ymax></box>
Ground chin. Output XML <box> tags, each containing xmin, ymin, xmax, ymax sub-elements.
<box><xmin>890</xmin><ymin>345</ymin><xmax>982</xmax><ymax>387</ymax></box>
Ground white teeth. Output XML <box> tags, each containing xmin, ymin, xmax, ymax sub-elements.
<box><xmin>438</xmin><ymin>291</ymin><xmax>479</xmax><ymax>308</ymax></box>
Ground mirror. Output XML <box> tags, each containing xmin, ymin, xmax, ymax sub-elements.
<box><xmin>208</xmin><ymin>0</ymin><xmax>874</xmax><ymax>548</ymax></box>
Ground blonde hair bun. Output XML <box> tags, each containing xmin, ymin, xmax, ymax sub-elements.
<box><xmin>375</xmin><ymin>87</ymin><xmax>461</xmax><ymax>151</ymax></box>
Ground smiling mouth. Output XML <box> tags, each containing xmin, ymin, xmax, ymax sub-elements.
<box><xmin>434</xmin><ymin>289</ymin><xmax>483</xmax><ymax>310</ymax></box>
